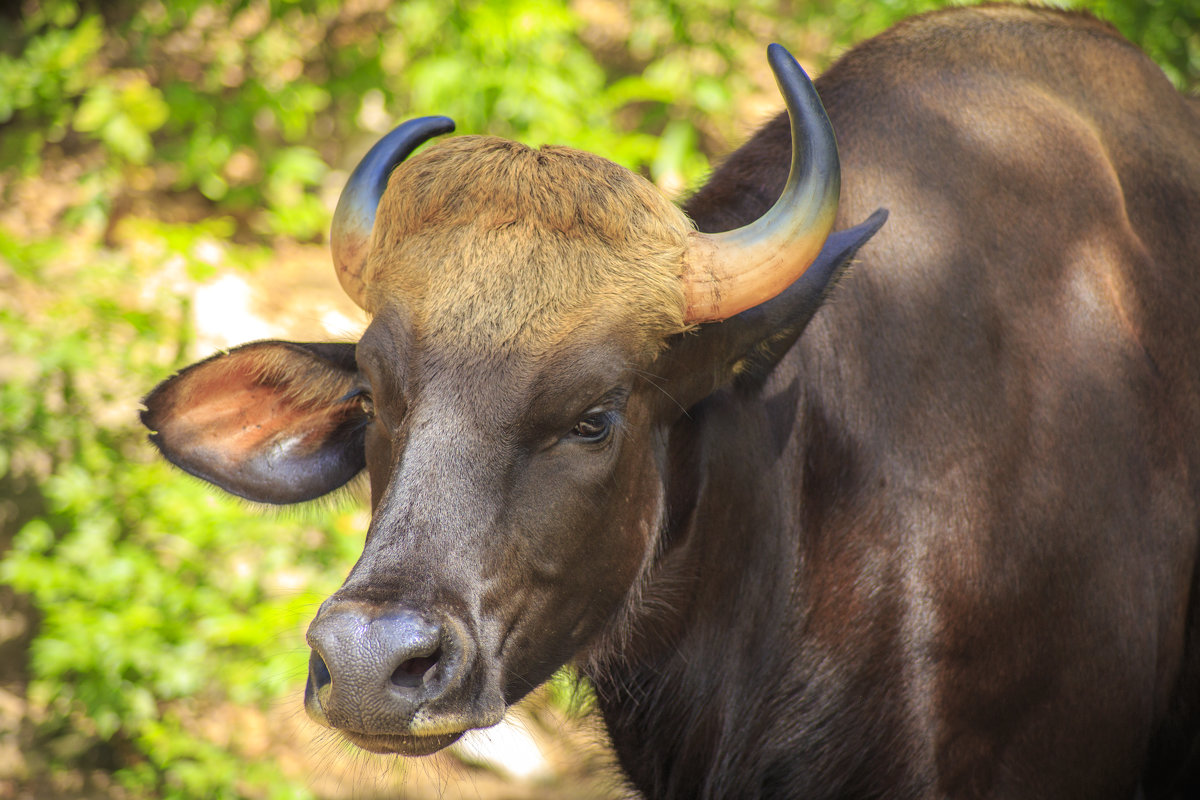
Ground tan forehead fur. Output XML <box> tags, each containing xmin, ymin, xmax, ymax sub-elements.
<box><xmin>362</xmin><ymin>136</ymin><xmax>692</xmax><ymax>358</ymax></box>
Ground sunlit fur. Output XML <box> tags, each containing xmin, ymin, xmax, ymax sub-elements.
<box><xmin>360</xmin><ymin>136</ymin><xmax>692</xmax><ymax>357</ymax></box>
<box><xmin>145</xmin><ymin>343</ymin><xmax>359</xmax><ymax>438</ymax></box>
<box><xmin>235</xmin><ymin>345</ymin><xmax>356</xmax><ymax>409</ymax></box>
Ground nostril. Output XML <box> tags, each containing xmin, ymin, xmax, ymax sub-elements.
<box><xmin>309</xmin><ymin>648</ymin><xmax>332</xmax><ymax>689</ymax></box>
<box><xmin>392</xmin><ymin>647</ymin><xmax>442</xmax><ymax>689</ymax></box>
<box><xmin>308</xmin><ymin>604</ymin><xmax>459</xmax><ymax>705</ymax></box>
<box><xmin>305</xmin><ymin>648</ymin><xmax>334</xmax><ymax>726</ymax></box>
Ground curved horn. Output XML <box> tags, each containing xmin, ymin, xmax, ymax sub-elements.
<box><xmin>683</xmin><ymin>45</ymin><xmax>840</xmax><ymax>323</ymax></box>
<box><xmin>331</xmin><ymin>116</ymin><xmax>455</xmax><ymax>309</ymax></box>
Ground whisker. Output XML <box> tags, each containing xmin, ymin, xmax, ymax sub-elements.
<box><xmin>631</xmin><ymin>367</ymin><xmax>691</xmax><ymax>416</ymax></box>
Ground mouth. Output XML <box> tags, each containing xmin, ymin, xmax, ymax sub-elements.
<box><xmin>341</xmin><ymin>730</ymin><xmax>464</xmax><ymax>756</ymax></box>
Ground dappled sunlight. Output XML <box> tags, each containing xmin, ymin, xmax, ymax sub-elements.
<box><xmin>0</xmin><ymin>0</ymin><xmax>1193</xmax><ymax>797</ymax></box>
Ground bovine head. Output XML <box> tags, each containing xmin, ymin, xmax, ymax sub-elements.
<box><xmin>141</xmin><ymin>46</ymin><xmax>885</xmax><ymax>756</ymax></box>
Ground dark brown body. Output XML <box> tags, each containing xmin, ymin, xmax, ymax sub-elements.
<box><xmin>592</xmin><ymin>6</ymin><xmax>1200</xmax><ymax>798</ymax></box>
<box><xmin>142</xmin><ymin>6</ymin><xmax>1200</xmax><ymax>799</ymax></box>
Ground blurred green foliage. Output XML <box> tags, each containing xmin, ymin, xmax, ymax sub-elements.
<box><xmin>0</xmin><ymin>0</ymin><xmax>1195</xmax><ymax>797</ymax></box>
<box><xmin>0</xmin><ymin>222</ymin><xmax>365</xmax><ymax>797</ymax></box>
<box><xmin>1</xmin><ymin>0</ymin><xmax>1195</xmax><ymax>231</ymax></box>
<box><xmin>1088</xmin><ymin>0</ymin><xmax>1200</xmax><ymax>89</ymax></box>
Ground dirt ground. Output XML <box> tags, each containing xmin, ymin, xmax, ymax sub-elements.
<box><xmin>0</xmin><ymin>682</ymin><xmax>631</xmax><ymax>799</ymax></box>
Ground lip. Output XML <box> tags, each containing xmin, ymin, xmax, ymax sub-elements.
<box><xmin>341</xmin><ymin>729</ymin><xmax>464</xmax><ymax>756</ymax></box>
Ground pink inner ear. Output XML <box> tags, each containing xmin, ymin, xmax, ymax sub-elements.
<box><xmin>175</xmin><ymin>384</ymin><xmax>322</xmax><ymax>462</ymax></box>
<box><xmin>154</xmin><ymin>346</ymin><xmax>359</xmax><ymax>471</ymax></box>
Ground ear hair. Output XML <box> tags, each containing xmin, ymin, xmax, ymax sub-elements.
<box><xmin>141</xmin><ymin>340</ymin><xmax>366</xmax><ymax>504</ymax></box>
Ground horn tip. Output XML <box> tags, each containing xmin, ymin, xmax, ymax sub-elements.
<box><xmin>767</xmin><ymin>43</ymin><xmax>807</xmax><ymax>78</ymax></box>
<box><xmin>426</xmin><ymin>115</ymin><xmax>456</xmax><ymax>136</ymax></box>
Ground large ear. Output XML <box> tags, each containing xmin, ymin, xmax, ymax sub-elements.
<box><xmin>654</xmin><ymin>210</ymin><xmax>887</xmax><ymax>409</ymax></box>
<box><xmin>141</xmin><ymin>341</ymin><xmax>367</xmax><ymax>504</ymax></box>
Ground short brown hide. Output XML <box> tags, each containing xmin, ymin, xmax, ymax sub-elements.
<box><xmin>141</xmin><ymin>6</ymin><xmax>1200</xmax><ymax>800</ymax></box>
<box><xmin>362</xmin><ymin>135</ymin><xmax>690</xmax><ymax>353</ymax></box>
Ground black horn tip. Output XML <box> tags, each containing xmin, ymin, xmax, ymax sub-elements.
<box><xmin>765</xmin><ymin>40</ymin><xmax>838</xmax><ymax>197</ymax></box>
<box><xmin>354</xmin><ymin>116</ymin><xmax>457</xmax><ymax>200</ymax></box>
<box><xmin>406</xmin><ymin>115</ymin><xmax>457</xmax><ymax>138</ymax></box>
<box><xmin>766</xmin><ymin>43</ymin><xmax>812</xmax><ymax>91</ymax></box>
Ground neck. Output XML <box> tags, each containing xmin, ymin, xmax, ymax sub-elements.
<box><xmin>583</xmin><ymin>379</ymin><xmax>920</xmax><ymax>799</ymax></box>
<box><xmin>586</xmin><ymin>386</ymin><xmax>804</xmax><ymax>798</ymax></box>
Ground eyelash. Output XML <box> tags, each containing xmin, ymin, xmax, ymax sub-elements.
<box><xmin>570</xmin><ymin>410</ymin><xmax>615</xmax><ymax>443</ymax></box>
<box><xmin>342</xmin><ymin>387</ymin><xmax>375</xmax><ymax>420</ymax></box>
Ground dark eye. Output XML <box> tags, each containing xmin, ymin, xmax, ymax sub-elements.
<box><xmin>571</xmin><ymin>411</ymin><xmax>613</xmax><ymax>443</ymax></box>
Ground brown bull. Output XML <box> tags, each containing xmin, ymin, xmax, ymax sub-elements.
<box><xmin>141</xmin><ymin>6</ymin><xmax>1200</xmax><ymax>798</ymax></box>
